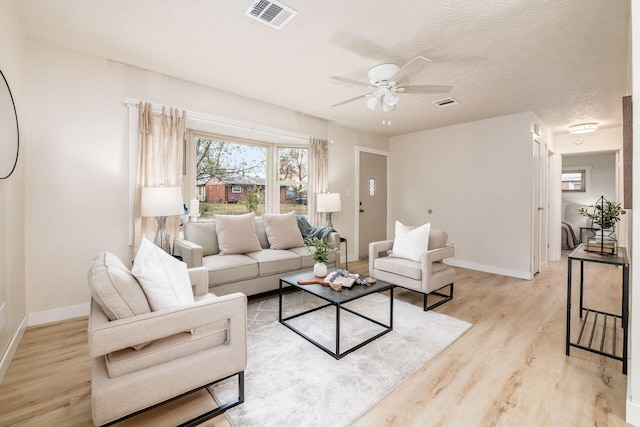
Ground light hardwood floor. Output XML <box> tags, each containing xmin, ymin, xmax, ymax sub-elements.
<box><xmin>0</xmin><ymin>255</ymin><xmax>631</xmax><ymax>426</ymax></box>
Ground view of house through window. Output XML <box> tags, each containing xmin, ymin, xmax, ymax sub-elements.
<box><xmin>278</xmin><ymin>146</ymin><xmax>308</xmax><ymax>215</ymax></box>
<box><xmin>561</xmin><ymin>169</ymin><xmax>586</xmax><ymax>192</ymax></box>
<box><xmin>192</xmin><ymin>135</ymin><xmax>308</xmax><ymax>217</ymax></box>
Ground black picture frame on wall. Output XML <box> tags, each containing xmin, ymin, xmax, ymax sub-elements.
<box><xmin>0</xmin><ymin>68</ymin><xmax>19</xmax><ymax>179</ymax></box>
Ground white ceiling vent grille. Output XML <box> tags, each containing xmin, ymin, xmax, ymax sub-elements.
<box><xmin>245</xmin><ymin>0</ymin><xmax>297</xmax><ymax>30</ymax></box>
<box><xmin>433</xmin><ymin>97</ymin><xmax>460</xmax><ymax>107</ymax></box>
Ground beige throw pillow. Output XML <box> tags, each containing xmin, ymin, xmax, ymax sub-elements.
<box><xmin>214</xmin><ymin>212</ymin><xmax>263</xmax><ymax>255</ymax></box>
<box><xmin>263</xmin><ymin>211</ymin><xmax>304</xmax><ymax>249</ymax></box>
<box><xmin>88</xmin><ymin>251</ymin><xmax>151</xmax><ymax>320</ymax></box>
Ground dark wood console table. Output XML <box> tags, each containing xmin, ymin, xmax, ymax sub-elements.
<box><xmin>566</xmin><ymin>244</ymin><xmax>629</xmax><ymax>374</ymax></box>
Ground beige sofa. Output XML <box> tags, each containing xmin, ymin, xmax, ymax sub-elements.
<box><xmin>174</xmin><ymin>214</ymin><xmax>340</xmax><ymax>297</ymax></box>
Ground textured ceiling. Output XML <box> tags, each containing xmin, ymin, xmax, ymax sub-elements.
<box><xmin>15</xmin><ymin>0</ymin><xmax>630</xmax><ymax>137</ymax></box>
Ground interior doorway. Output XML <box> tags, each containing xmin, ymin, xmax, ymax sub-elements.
<box><xmin>560</xmin><ymin>150</ymin><xmax>624</xmax><ymax>251</ymax></box>
<box><xmin>356</xmin><ymin>148</ymin><xmax>388</xmax><ymax>259</ymax></box>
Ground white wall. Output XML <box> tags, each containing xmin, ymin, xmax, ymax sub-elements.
<box><xmin>388</xmin><ymin>112</ymin><xmax>535</xmax><ymax>279</ymax></box>
<box><xmin>23</xmin><ymin>40</ymin><xmax>387</xmax><ymax>321</ymax></box>
<box><xmin>0</xmin><ymin>0</ymin><xmax>27</xmax><ymax>380</ymax></box>
<box><xmin>562</xmin><ymin>152</ymin><xmax>616</xmax><ymax>204</ymax></box>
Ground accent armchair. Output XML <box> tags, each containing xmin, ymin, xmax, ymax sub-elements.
<box><xmin>87</xmin><ymin>252</ymin><xmax>247</xmax><ymax>426</ymax></box>
<box><xmin>369</xmin><ymin>228</ymin><xmax>455</xmax><ymax>311</ymax></box>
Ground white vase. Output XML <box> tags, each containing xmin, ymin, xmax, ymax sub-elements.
<box><xmin>313</xmin><ymin>262</ymin><xmax>328</xmax><ymax>278</ymax></box>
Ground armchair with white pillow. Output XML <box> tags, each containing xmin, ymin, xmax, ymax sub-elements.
<box><xmin>87</xmin><ymin>238</ymin><xmax>247</xmax><ymax>426</ymax></box>
<box><xmin>369</xmin><ymin>221</ymin><xmax>455</xmax><ymax>311</ymax></box>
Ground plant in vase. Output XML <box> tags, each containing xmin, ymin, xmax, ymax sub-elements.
<box><xmin>304</xmin><ymin>236</ymin><xmax>338</xmax><ymax>278</ymax></box>
<box><xmin>579</xmin><ymin>197</ymin><xmax>622</xmax><ymax>254</ymax></box>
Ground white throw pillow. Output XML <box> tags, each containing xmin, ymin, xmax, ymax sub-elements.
<box><xmin>263</xmin><ymin>211</ymin><xmax>304</xmax><ymax>249</ymax></box>
<box><xmin>390</xmin><ymin>221</ymin><xmax>431</xmax><ymax>262</ymax></box>
<box><xmin>215</xmin><ymin>212</ymin><xmax>263</xmax><ymax>255</ymax></box>
<box><xmin>132</xmin><ymin>237</ymin><xmax>195</xmax><ymax>311</ymax></box>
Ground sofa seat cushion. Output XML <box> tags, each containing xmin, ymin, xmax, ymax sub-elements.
<box><xmin>104</xmin><ymin>319</ymin><xmax>229</xmax><ymax>378</ymax></box>
<box><xmin>375</xmin><ymin>257</ymin><xmax>422</xmax><ymax>281</ymax></box>
<box><xmin>246</xmin><ymin>249</ymin><xmax>302</xmax><ymax>276</ymax></box>
<box><xmin>202</xmin><ymin>254</ymin><xmax>259</xmax><ymax>286</ymax></box>
<box><xmin>286</xmin><ymin>247</ymin><xmax>316</xmax><ymax>268</ymax></box>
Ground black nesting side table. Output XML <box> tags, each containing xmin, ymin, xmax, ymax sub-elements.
<box><xmin>566</xmin><ymin>244</ymin><xmax>629</xmax><ymax>374</ymax></box>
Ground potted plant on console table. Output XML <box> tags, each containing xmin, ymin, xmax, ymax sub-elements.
<box><xmin>304</xmin><ymin>237</ymin><xmax>338</xmax><ymax>278</ymax></box>
<box><xmin>579</xmin><ymin>196</ymin><xmax>623</xmax><ymax>255</ymax></box>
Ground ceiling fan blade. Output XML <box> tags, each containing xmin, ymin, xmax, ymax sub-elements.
<box><xmin>331</xmin><ymin>93</ymin><xmax>369</xmax><ymax>107</ymax></box>
<box><xmin>389</xmin><ymin>56</ymin><xmax>431</xmax><ymax>86</ymax></box>
<box><xmin>398</xmin><ymin>84</ymin><xmax>453</xmax><ymax>94</ymax></box>
<box><xmin>330</xmin><ymin>75</ymin><xmax>374</xmax><ymax>88</ymax></box>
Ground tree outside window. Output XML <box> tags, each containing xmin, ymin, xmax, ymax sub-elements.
<box><xmin>191</xmin><ymin>135</ymin><xmax>308</xmax><ymax>217</ymax></box>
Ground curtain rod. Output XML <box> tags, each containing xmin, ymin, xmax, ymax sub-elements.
<box><xmin>124</xmin><ymin>98</ymin><xmax>310</xmax><ymax>143</ymax></box>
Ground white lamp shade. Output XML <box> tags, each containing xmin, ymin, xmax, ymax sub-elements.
<box><xmin>141</xmin><ymin>186</ymin><xmax>184</xmax><ymax>217</ymax></box>
<box><xmin>316</xmin><ymin>193</ymin><xmax>342</xmax><ymax>213</ymax></box>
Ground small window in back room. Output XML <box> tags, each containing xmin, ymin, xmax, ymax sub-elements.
<box><xmin>562</xmin><ymin>170</ymin><xmax>586</xmax><ymax>192</ymax></box>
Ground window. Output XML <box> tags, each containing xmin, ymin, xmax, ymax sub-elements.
<box><xmin>188</xmin><ymin>133</ymin><xmax>308</xmax><ymax>217</ymax></box>
<box><xmin>193</xmin><ymin>135</ymin><xmax>267</xmax><ymax>217</ymax></box>
<box><xmin>278</xmin><ymin>147</ymin><xmax>308</xmax><ymax>214</ymax></box>
<box><xmin>562</xmin><ymin>169</ymin><xmax>586</xmax><ymax>192</ymax></box>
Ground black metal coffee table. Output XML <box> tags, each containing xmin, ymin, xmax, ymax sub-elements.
<box><xmin>279</xmin><ymin>270</ymin><xmax>393</xmax><ymax>360</ymax></box>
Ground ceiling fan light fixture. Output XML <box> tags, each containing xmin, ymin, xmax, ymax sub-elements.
<box><xmin>569</xmin><ymin>122</ymin><xmax>598</xmax><ymax>134</ymax></box>
<box><xmin>365</xmin><ymin>94</ymin><xmax>379</xmax><ymax>111</ymax></box>
<box><xmin>383</xmin><ymin>91</ymin><xmax>399</xmax><ymax>106</ymax></box>
<box><xmin>382</xmin><ymin>101</ymin><xmax>396</xmax><ymax>112</ymax></box>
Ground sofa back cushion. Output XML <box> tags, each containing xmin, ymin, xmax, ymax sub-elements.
<box><xmin>254</xmin><ymin>217</ymin><xmax>270</xmax><ymax>249</ymax></box>
<box><xmin>88</xmin><ymin>252</ymin><xmax>151</xmax><ymax>321</ymax></box>
<box><xmin>184</xmin><ymin>221</ymin><xmax>219</xmax><ymax>256</ymax></box>
<box><xmin>215</xmin><ymin>212</ymin><xmax>263</xmax><ymax>255</ymax></box>
<box><xmin>429</xmin><ymin>229</ymin><xmax>448</xmax><ymax>250</ymax></box>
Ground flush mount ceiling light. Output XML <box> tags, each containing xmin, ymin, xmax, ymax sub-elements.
<box><xmin>569</xmin><ymin>122</ymin><xmax>598</xmax><ymax>134</ymax></box>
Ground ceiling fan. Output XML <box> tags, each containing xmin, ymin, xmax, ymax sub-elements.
<box><xmin>330</xmin><ymin>56</ymin><xmax>453</xmax><ymax>112</ymax></box>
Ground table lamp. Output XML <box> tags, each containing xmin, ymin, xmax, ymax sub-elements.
<box><xmin>141</xmin><ymin>186</ymin><xmax>184</xmax><ymax>253</ymax></box>
<box><xmin>316</xmin><ymin>192</ymin><xmax>342</xmax><ymax>228</ymax></box>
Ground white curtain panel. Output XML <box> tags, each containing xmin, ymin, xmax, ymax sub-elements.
<box><xmin>133</xmin><ymin>102</ymin><xmax>186</xmax><ymax>252</ymax></box>
<box><xmin>308</xmin><ymin>137</ymin><xmax>329</xmax><ymax>226</ymax></box>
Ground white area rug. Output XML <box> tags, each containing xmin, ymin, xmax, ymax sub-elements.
<box><xmin>211</xmin><ymin>290</ymin><xmax>472</xmax><ymax>427</ymax></box>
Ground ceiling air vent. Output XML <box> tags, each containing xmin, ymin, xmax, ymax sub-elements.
<box><xmin>245</xmin><ymin>0</ymin><xmax>297</xmax><ymax>30</ymax></box>
<box><xmin>433</xmin><ymin>97</ymin><xmax>460</xmax><ymax>107</ymax></box>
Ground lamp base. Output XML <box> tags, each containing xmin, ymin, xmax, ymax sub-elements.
<box><xmin>154</xmin><ymin>216</ymin><xmax>172</xmax><ymax>253</ymax></box>
<box><xmin>324</xmin><ymin>212</ymin><xmax>333</xmax><ymax>229</ymax></box>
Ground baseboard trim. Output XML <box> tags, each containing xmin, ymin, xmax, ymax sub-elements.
<box><xmin>445</xmin><ymin>258</ymin><xmax>533</xmax><ymax>280</ymax></box>
<box><xmin>28</xmin><ymin>302</ymin><xmax>90</xmax><ymax>327</ymax></box>
<box><xmin>627</xmin><ymin>400</ymin><xmax>640</xmax><ymax>426</ymax></box>
<box><xmin>0</xmin><ymin>314</ymin><xmax>27</xmax><ymax>384</ymax></box>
